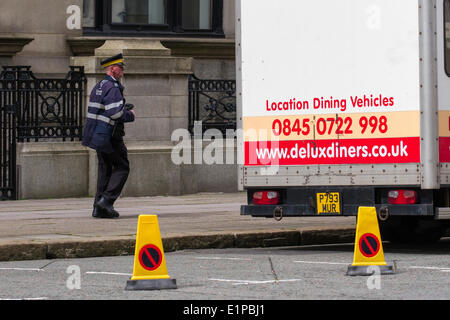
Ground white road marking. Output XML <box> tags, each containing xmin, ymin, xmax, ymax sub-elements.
<box><xmin>0</xmin><ymin>267</ymin><xmax>42</xmax><ymax>271</ymax></box>
<box><xmin>86</xmin><ymin>271</ymin><xmax>132</xmax><ymax>276</ymax></box>
<box><xmin>0</xmin><ymin>297</ymin><xmax>48</xmax><ymax>300</ymax></box>
<box><xmin>408</xmin><ymin>266</ymin><xmax>450</xmax><ymax>272</ymax></box>
<box><xmin>209</xmin><ymin>278</ymin><xmax>302</xmax><ymax>285</ymax></box>
<box><xmin>196</xmin><ymin>257</ymin><xmax>253</xmax><ymax>261</ymax></box>
<box><xmin>293</xmin><ymin>260</ymin><xmax>348</xmax><ymax>265</ymax></box>
<box><xmin>292</xmin><ymin>262</ymin><xmax>450</xmax><ymax>272</ymax></box>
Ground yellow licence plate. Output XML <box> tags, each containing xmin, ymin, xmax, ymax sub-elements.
<box><xmin>316</xmin><ymin>192</ymin><xmax>341</xmax><ymax>215</ymax></box>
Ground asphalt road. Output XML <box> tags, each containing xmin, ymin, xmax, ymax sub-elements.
<box><xmin>0</xmin><ymin>239</ymin><xmax>448</xmax><ymax>301</ymax></box>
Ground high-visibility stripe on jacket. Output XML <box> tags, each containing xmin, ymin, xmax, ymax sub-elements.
<box><xmin>82</xmin><ymin>75</ymin><xmax>134</xmax><ymax>153</ymax></box>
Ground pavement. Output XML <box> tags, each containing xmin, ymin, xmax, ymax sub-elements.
<box><xmin>0</xmin><ymin>192</ymin><xmax>358</xmax><ymax>261</ymax></box>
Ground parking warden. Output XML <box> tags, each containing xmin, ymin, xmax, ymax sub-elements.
<box><xmin>82</xmin><ymin>53</ymin><xmax>136</xmax><ymax>219</ymax></box>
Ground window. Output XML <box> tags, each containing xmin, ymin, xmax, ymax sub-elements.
<box><xmin>445</xmin><ymin>0</ymin><xmax>450</xmax><ymax>75</ymax></box>
<box><xmin>83</xmin><ymin>0</ymin><xmax>224</xmax><ymax>37</ymax></box>
<box><xmin>83</xmin><ymin>0</ymin><xmax>96</xmax><ymax>27</ymax></box>
<box><xmin>181</xmin><ymin>0</ymin><xmax>211</xmax><ymax>30</ymax></box>
<box><xmin>111</xmin><ymin>0</ymin><xmax>166</xmax><ymax>24</ymax></box>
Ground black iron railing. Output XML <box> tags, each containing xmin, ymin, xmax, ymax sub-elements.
<box><xmin>0</xmin><ymin>103</ymin><xmax>16</xmax><ymax>200</ymax></box>
<box><xmin>0</xmin><ymin>66</ymin><xmax>86</xmax><ymax>142</ymax></box>
<box><xmin>0</xmin><ymin>68</ymin><xmax>18</xmax><ymax>200</ymax></box>
<box><xmin>0</xmin><ymin>66</ymin><xmax>86</xmax><ymax>200</ymax></box>
<box><xmin>188</xmin><ymin>74</ymin><xmax>236</xmax><ymax>135</ymax></box>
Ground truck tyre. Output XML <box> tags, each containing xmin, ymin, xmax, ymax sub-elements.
<box><xmin>380</xmin><ymin>217</ymin><xmax>447</xmax><ymax>244</ymax></box>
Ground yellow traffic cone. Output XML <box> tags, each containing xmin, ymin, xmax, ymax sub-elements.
<box><xmin>346</xmin><ymin>207</ymin><xmax>394</xmax><ymax>276</ymax></box>
<box><xmin>125</xmin><ymin>215</ymin><xmax>177</xmax><ymax>290</ymax></box>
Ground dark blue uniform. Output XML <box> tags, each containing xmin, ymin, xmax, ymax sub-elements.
<box><xmin>82</xmin><ymin>75</ymin><xmax>135</xmax><ymax>208</ymax></box>
<box><xmin>82</xmin><ymin>75</ymin><xmax>134</xmax><ymax>152</ymax></box>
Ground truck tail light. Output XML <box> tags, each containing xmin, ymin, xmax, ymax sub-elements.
<box><xmin>387</xmin><ymin>190</ymin><xmax>417</xmax><ymax>204</ymax></box>
<box><xmin>253</xmin><ymin>191</ymin><xmax>280</xmax><ymax>205</ymax></box>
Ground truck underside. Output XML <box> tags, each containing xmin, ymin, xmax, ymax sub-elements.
<box><xmin>241</xmin><ymin>186</ymin><xmax>450</xmax><ymax>242</ymax></box>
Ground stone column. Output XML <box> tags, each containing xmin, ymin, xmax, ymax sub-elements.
<box><xmin>71</xmin><ymin>39</ymin><xmax>193</xmax><ymax>141</ymax></box>
<box><xmin>71</xmin><ymin>40</ymin><xmax>193</xmax><ymax>197</ymax></box>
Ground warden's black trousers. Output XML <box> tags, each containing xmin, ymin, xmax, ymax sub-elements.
<box><xmin>95</xmin><ymin>138</ymin><xmax>130</xmax><ymax>205</ymax></box>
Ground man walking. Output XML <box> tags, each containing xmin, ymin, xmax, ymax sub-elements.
<box><xmin>82</xmin><ymin>53</ymin><xmax>135</xmax><ymax>219</ymax></box>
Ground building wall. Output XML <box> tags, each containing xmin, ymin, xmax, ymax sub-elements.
<box><xmin>0</xmin><ymin>0</ymin><xmax>236</xmax><ymax>76</ymax></box>
<box><xmin>0</xmin><ymin>0</ymin><xmax>82</xmax><ymax>75</ymax></box>
<box><xmin>1</xmin><ymin>0</ymin><xmax>238</xmax><ymax>199</ymax></box>
<box><xmin>17</xmin><ymin>141</ymin><xmax>238</xmax><ymax>199</ymax></box>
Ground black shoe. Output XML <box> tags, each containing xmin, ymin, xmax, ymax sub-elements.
<box><xmin>92</xmin><ymin>206</ymin><xmax>109</xmax><ymax>218</ymax></box>
<box><xmin>92</xmin><ymin>206</ymin><xmax>101</xmax><ymax>218</ymax></box>
<box><xmin>95</xmin><ymin>197</ymin><xmax>120</xmax><ymax>219</ymax></box>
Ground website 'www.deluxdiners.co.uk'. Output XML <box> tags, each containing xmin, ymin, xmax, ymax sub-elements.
<box><xmin>246</xmin><ymin>137</ymin><xmax>419</xmax><ymax>165</ymax></box>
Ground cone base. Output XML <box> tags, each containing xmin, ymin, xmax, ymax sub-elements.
<box><xmin>346</xmin><ymin>265</ymin><xmax>395</xmax><ymax>276</ymax></box>
<box><xmin>125</xmin><ymin>278</ymin><xmax>177</xmax><ymax>290</ymax></box>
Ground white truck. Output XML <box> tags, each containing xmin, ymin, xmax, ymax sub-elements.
<box><xmin>237</xmin><ymin>0</ymin><xmax>450</xmax><ymax>242</ymax></box>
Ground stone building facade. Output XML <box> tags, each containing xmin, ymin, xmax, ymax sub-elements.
<box><xmin>0</xmin><ymin>0</ymin><xmax>237</xmax><ymax>199</ymax></box>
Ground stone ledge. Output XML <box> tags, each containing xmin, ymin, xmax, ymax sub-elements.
<box><xmin>67</xmin><ymin>37</ymin><xmax>235</xmax><ymax>59</ymax></box>
<box><xmin>162</xmin><ymin>39</ymin><xmax>235</xmax><ymax>60</ymax></box>
<box><xmin>67</xmin><ymin>37</ymin><xmax>105</xmax><ymax>56</ymax></box>
<box><xmin>95</xmin><ymin>39</ymin><xmax>171</xmax><ymax>57</ymax></box>
<box><xmin>71</xmin><ymin>53</ymin><xmax>193</xmax><ymax>75</ymax></box>
<box><xmin>17</xmin><ymin>141</ymin><xmax>86</xmax><ymax>155</ymax></box>
<box><xmin>0</xmin><ymin>36</ymin><xmax>34</xmax><ymax>57</ymax></box>
<box><xmin>16</xmin><ymin>140</ymin><xmax>237</xmax><ymax>156</ymax></box>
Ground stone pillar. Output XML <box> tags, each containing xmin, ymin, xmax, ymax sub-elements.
<box><xmin>70</xmin><ymin>40</ymin><xmax>193</xmax><ymax>197</ymax></box>
<box><xmin>71</xmin><ymin>39</ymin><xmax>193</xmax><ymax>141</ymax></box>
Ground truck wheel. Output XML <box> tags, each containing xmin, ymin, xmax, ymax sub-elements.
<box><xmin>379</xmin><ymin>217</ymin><xmax>404</xmax><ymax>243</ymax></box>
<box><xmin>380</xmin><ymin>217</ymin><xmax>447</xmax><ymax>244</ymax></box>
<box><xmin>409</xmin><ymin>218</ymin><xmax>448</xmax><ymax>243</ymax></box>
